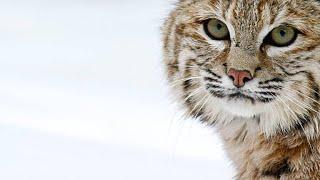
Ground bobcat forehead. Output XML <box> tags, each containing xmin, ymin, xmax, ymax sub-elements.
<box><xmin>163</xmin><ymin>0</ymin><xmax>320</xmax><ymax>179</ymax></box>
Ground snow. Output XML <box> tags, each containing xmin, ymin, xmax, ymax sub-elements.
<box><xmin>0</xmin><ymin>0</ymin><xmax>234</xmax><ymax>179</ymax></box>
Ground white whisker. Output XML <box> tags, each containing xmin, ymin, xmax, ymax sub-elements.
<box><xmin>280</xmin><ymin>95</ymin><xmax>314</xmax><ymax>151</ymax></box>
<box><xmin>169</xmin><ymin>76</ymin><xmax>202</xmax><ymax>88</ymax></box>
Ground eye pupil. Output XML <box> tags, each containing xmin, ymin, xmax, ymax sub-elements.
<box><xmin>217</xmin><ymin>23</ymin><xmax>222</xmax><ymax>30</ymax></box>
<box><xmin>280</xmin><ymin>30</ymin><xmax>286</xmax><ymax>37</ymax></box>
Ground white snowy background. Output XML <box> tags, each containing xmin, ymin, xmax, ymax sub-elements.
<box><xmin>0</xmin><ymin>0</ymin><xmax>234</xmax><ymax>179</ymax></box>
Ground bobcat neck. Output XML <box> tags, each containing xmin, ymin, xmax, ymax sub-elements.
<box><xmin>218</xmin><ymin>117</ymin><xmax>320</xmax><ymax>179</ymax></box>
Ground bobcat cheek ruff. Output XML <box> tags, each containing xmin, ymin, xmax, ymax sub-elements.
<box><xmin>162</xmin><ymin>0</ymin><xmax>320</xmax><ymax>179</ymax></box>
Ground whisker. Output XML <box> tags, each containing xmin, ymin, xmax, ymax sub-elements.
<box><xmin>269</xmin><ymin>94</ymin><xmax>291</xmax><ymax>130</ymax></box>
<box><xmin>282</xmin><ymin>94</ymin><xmax>314</xmax><ymax>115</ymax></box>
<box><xmin>183</xmin><ymin>87</ymin><xmax>203</xmax><ymax>103</ymax></box>
<box><xmin>169</xmin><ymin>76</ymin><xmax>202</xmax><ymax>88</ymax></box>
<box><xmin>282</xmin><ymin>90</ymin><xmax>319</xmax><ymax>115</ymax></box>
<box><xmin>279</xmin><ymin>95</ymin><xmax>315</xmax><ymax>151</ymax></box>
<box><xmin>194</xmin><ymin>94</ymin><xmax>211</xmax><ymax>118</ymax></box>
<box><xmin>186</xmin><ymin>93</ymin><xmax>210</xmax><ymax>119</ymax></box>
<box><xmin>290</xmin><ymin>79</ymin><xmax>320</xmax><ymax>96</ymax></box>
<box><xmin>284</xmin><ymin>87</ymin><xmax>320</xmax><ymax>107</ymax></box>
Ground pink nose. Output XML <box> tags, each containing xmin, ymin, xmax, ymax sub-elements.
<box><xmin>228</xmin><ymin>68</ymin><xmax>253</xmax><ymax>88</ymax></box>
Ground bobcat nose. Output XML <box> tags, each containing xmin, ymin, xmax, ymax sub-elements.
<box><xmin>228</xmin><ymin>68</ymin><xmax>253</xmax><ymax>88</ymax></box>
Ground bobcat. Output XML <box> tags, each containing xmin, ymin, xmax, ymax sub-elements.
<box><xmin>162</xmin><ymin>0</ymin><xmax>320</xmax><ymax>179</ymax></box>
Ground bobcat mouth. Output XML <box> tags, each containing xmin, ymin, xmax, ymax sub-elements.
<box><xmin>206</xmin><ymin>86</ymin><xmax>278</xmax><ymax>104</ymax></box>
<box><xmin>204</xmin><ymin>75</ymin><xmax>284</xmax><ymax>104</ymax></box>
<box><xmin>204</xmin><ymin>72</ymin><xmax>283</xmax><ymax>104</ymax></box>
<box><xmin>228</xmin><ymin>92</ymin><xmax>255</xmax><ymax>103</ymax></box>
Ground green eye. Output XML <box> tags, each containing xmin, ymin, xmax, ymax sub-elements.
<box><xmin>204</xmin><ymin>19</ymin><xmax>230</xmax><ymax>40</ymax></box>
<box><xmin>264</xmin><ymin>25</ymin><xmax>298</xmax><ymax>47</ymax></box>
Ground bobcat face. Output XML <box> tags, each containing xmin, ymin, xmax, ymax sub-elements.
<box><xmin>163</xmin><ymin>0</ymin><xmax>320</xmax><ymax>136</ymax></box>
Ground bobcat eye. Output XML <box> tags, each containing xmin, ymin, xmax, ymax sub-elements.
<box><xmin>204</xmin><ymin>19</ymin><xmax>230</xmax><ymax>40</ymax></box>
<box><xmin>264</xmin><ymin>25</ymin><xmax>298</xmax><ymax>47</ymax></box>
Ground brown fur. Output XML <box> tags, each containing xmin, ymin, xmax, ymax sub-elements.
<box><xmin>162</xmin><ymin>0</ymin><xmax>320</xmax><ymax>179</ymax></box>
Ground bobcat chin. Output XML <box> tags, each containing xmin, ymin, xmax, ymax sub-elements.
<box><xmin>162</xmin><ymin>0</ymin><xmax>320</xmax><ymax>179</ymax></box>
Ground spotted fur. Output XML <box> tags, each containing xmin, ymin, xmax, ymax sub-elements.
<box><xmin>162</xmin><ymin>0</ymin><xmax>320</xmax><ymax>179</ymax></box>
